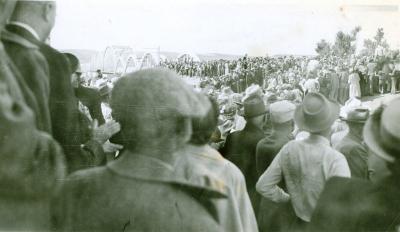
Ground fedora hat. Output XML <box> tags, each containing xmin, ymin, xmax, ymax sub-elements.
<box><xmin>363</xmin><ymin>98</ymin><xmax>400</xmax><ymax>163</ymax></box>
<box><xmin>341</xmin><ymin>108</ymin><xmax>369</xmax><ymax>124</ymax></box>
<box><xmin>294</xmin><ymin>93</ymin><xmax>340</xmax><ymax>133</ymax></box>
<box><xmin>241</xmin><ymin>95</ymin><xmax>267</xmax><ymax>119</ymax></box>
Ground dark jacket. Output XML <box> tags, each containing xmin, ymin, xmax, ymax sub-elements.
<box><xmin>75</xmin><ymin>86</ymin><xmax>105</xmax><ymax>125</ymax></box>
<box><xmin>221</xmin><ymin>123</ymin><xmax>265</xmax><ymax>213</ymax></box>
<box><xmin>0</xmin><ymin>47</ymin><xmax>66</xmax><ymax>230</ymax></box>
<box><xmin>5</xmin><ymin>24</ymin><xmax>104</xmax><ymax>173</ymax></box>
<box><xmin>309</xmin><ymin>176</ymin><xmax>400</xmax><ymax>232</ymax></box>
<box><xmin>53</xmin><ymin>152</ymin><xmax>225</xmax><ymax>232</ymax></box>
<box><xmin>255</xmin><ymin>129</ymin><xmax>294</xmax><ymax>232</ymax></box>
<box><xmin>256</xmin><ymin>130</ymin><xmax>293</xmax><ymax>176</ymax></box>
<box><xmin>334</xmin><ymin>133</ymin><xmax>369</xmax><ymax>179</ymax></box>
<box><xmin>2</xmin><ymin>29</ymin><xmax>52</xmax><ymax>133</ymax></box>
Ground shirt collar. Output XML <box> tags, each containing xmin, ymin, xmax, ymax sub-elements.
<box><xmin>108</xmin><ymin>151</ymin><xmax>228</xmax><ymax>198</ymax></box>
<box><xmin>8</xmin><ymin>21</ymin><xmax>41</xmax><ymax>41</ymax></box>
<box><xmin>306</xmin><ymin>134</ymin><xmax>331</xmax><ymax>146</ymax></box>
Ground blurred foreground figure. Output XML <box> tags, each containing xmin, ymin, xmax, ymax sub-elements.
<box><xmin>0</xmin><ymin>1</ymin><xmax>65</xmax><ymax>230</ymax></box>
<box><xmin>5</xmin><ymin>0</ymin><xmax>104</xmax><ymax>172</ymax></box>
<box><xmin>309</xmin><ymin>98</ymin><xmax>400</xmax><ymax>231</ymax></box>
<box><xmin>53</xmin><ymin>69</ymin><xmax>226</xmax><ymax>231</ymax></box>
<box><xmin>174</xmin><ymin>98</ymin><xmax>259</xmax><ymax>232</ymax></box>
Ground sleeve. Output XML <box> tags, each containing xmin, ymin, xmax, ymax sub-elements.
<box><xmin>256</xmin><ymin>148</ymin><xmax>290</xmax><ymax>203</ymax></box>
<box><xmin>229</xmin><ymin>164</ymin><xmax>259</xmax><ymax>232</ymax></box>
<box><xmin>328</xmin><ymin>154</ymin><xmax>351</xmax><ymax>179</ymax></box>
<box><xmin>347</xmin><ymin>146</ymin><xmax>369</xmax><ymax>179</ymax></box>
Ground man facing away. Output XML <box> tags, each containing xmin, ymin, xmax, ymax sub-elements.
<box><xmin>256</xmin><ymin>93</ymin><xmax>350</xmax><ymax>229</ymax></box>
<box><xmin>174</xmin><ymin>97</ymin><xmax>258</xmax><ymax>232</ymax></box>
<box><xmin>334</xmin><ymin>108</ymin><xmax>370</xmax><ymax>179</ymax></box>
<box><xmin>221</xmin><ymin>95</ymin><xmax>268</xmax><ymax>214</ymax></box>
<box><xmin>53</xmin><ymin>69</ymin><xmax>226</xmax><ymax>231</ymax></box>
<box><xmin>256</xmin><ymin>100</ymin><xmax>296</xmax><ymax>232</ymax></box>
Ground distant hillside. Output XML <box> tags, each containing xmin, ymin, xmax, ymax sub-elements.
<box><xmin>62</xmin><ymin>49</ymin><xmax>98</xmax><ymax>64</ymax></box>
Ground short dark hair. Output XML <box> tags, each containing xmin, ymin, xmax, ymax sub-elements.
<box><xmin>63</xmin><ymin>53</ymin><xmax>80</xmax><ymax>73</ymax></box>
<box><xmin>189</xmin><ymin>97</ymin><xmax>219</xmax><ymax>145</ymax></box>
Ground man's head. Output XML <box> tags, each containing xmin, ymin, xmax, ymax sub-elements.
<box><xmin>363</xmin><ymin>99</ymin><xmax>400</xmax><ymax>182</ymax></box>
<box><xmin>189</xmin><ymin>97</ymin><xmax>219</xmax><ymax>145</ymax></box>
<box><xmin>294</xmin><ymin>92</ymin><xmax>340</xmax><ymax>138</ymax></box>
<box><xmin>10</xmin><ymin>0</ymin><xmax>57</xmax><ymax>41</ymax></box>
<box><xmin>64</xmin><ymin>53</ymin><xmax>82</xmax><ymax>88</ymax></box>
<box><xmin>270</xmin><ymin>100</ymin><xmax>296</xmax><ymax>131</ymax></box>
<box><xmin>343</xmin><ymin>108</ymin><xmax>369</xmax><ymax>137</ymax></box>
<box><xmin>110</xmin><ymin>68</ymin><xmax>210</xmax><ymax>155</ymax></box>
<box><xmin>242</xmin><ymin>95</ymin><xmax>267</xmax><ymax>129</ymax></box>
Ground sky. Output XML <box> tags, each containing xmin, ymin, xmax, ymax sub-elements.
<box><xmin>51</xmin><ymin>0</ymin><xmax>400</xmax><ymax>56</ymax></box>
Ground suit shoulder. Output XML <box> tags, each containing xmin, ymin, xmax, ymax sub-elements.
<box><xmin>1</xmin><ymin>30</ymin><xmax>38</xmax><ymax>49</ymax></box>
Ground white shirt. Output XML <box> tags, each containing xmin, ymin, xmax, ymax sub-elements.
<box><xmin>8</xmin><ymin>21</ymin><xmax>41</xmax><ymax>41</ymax></box>
<box><xmin>256</xmin><ymin>134</ymin><xmax>350</xmax><ymax>222</ymax></box>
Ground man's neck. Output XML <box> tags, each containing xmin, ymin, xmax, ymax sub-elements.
<box><xmin>8</xmin><ymin>21</ymin><xmax>42</xmax><ymax>41</ymax></box>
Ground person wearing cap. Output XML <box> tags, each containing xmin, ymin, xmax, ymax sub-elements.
<box><xmin>221</xmin><ymin>95</ymin><xmax>268</xmax><ymax>214</ymax></box>
<box><xmin>53</xmin><ymin>69</ymin><xmax>224</xmax><ymax>231</ymax></box>
<box><xmin>256</xmin><ymin>93</ymin><xmax>350</xmax><ymax>227</ymax></box>
<box><xmin>256</xmin><ymin>100</ymin><xmax>296</xmax><ymax>176</ymax></box>
<box><xmin>309</xmin><ymin>98</ymin><xmax>400</xmax><ymax>231</ymax></box>
<box><xmin>174</xmin><ymin>97</ymin><xmax>258</xmax><ymax>232</ymax></box>
<box><xmin>334</xmin><ymin>108</ymin><xmax>369</xmax><ymax>179</ymax></box>
<box><xmin>256</xmin><ymin>100</ymin><xmax>296</xmax><ymax>232</ymax></box>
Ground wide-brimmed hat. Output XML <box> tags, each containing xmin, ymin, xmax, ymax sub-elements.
<box><xmin>241</xmin><ymin>95</ymin><xmax>267</xmax><ymax>119</ymax></box>
<box><xmin>363</xmin><ymin>98</ymin><xmax>400</xmax><ymax>163</ymax></box>
<box><xmin>341</xmin><ymin>108</ymin><xmax>369</xmax><ymax>124</ymax></box>
<box><xmin>294</xmin><ymin>92</ymin><xmax>340</xmax><ymax>133</ymax></box>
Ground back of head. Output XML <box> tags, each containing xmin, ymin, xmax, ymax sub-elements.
<box><xmin>11</xmin><ymin>0</ymin><xmax>57</xmax><ymax>41</ymax></box>
<box><xmin>189</xmin><ymin>97</ymin><xmax>219</xmax><ymax>145</ymax></box>
<box><xmin>111</xmin><ymin>68</ymin><xmax>210</xmax><ymax>152</ymax></box>
<box><xmin>63</xmin><ymin>53</ymin><xmax>80</xmax><ymax>74</ymax></box>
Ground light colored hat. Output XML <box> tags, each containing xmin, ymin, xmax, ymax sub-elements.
<box><xmin>363</xmin><ymin>98</ymin><xmax>400</xmax><ymax>163</ymax></box>
<box><xmin>243</xmin><ymin>84</ymin><xmax>263</xmax><ymax>101</ymax></box>
<box><xmin>294</xmin><ymin>93</ymin><xmax>340</xmax><ymax>133</ymax></box>
<box><xmin>270</xmin><ymin>100</ymin><xmax>296</xmax><ymax>124</ymax></box>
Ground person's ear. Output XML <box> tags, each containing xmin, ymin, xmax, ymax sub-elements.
<box><xmin>43</xmin><ymin>2</ymin><xmax>56</xmax><ymax>23</ymax></box>
<box><xmin>176</xmin><ymin>117</ymin><xmax>192</xmax><ymax>144</ymax></box>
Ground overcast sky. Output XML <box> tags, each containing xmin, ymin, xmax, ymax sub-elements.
<box><xmin>51</xmin><ymin>0</ymin><xmax>400</xmax><ymax>56</ymax></box>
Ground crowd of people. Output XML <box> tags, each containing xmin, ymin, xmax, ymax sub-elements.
<box><xmin>1</xmin><ymin>0</ymin><xmax>400</xmax><ymax>231</ymax></box>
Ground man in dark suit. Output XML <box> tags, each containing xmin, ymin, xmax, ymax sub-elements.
<box><xmin>255</xmin><ymin>100</ymin><xmax>296</xmax><ymax>232</ymax></box>
<box><xmin>0</xmin><ymin>4</ymin><xmax>66</xmax><ymax>229</ymax></box>
<box><xmin>64</xmin><ymin>53</ymin><xmax>105</xmax><ymax>125</ymax></box>
<box><xmin>334</xmin><ymin>108</ymin><xmax>370</xmax><ymax>180</ymax></box>
<box><xmin>1</xmin><ymin>7</ymin><xmax>51</xmax><ymax>133</ymax></box>
<box><xmin>221</xmin><ymin>95</ymin><xmax>267</xmax><ymax>214</ymax></box>
<box><xmin>6</xmin><ymin>1</ymin><xmax>105</xmax><ymax>172</ymax></box>
<box><xmin>309</xmin><ymin>100</ymin><xmax>400</xmax><ymax>231</ymax></box>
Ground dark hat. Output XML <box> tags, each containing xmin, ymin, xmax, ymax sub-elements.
<box><xmin>241</xmin><ymin>95</ymin><xmax>267</xmax><ymax>118</ymax></box>
<box><xmin>363</xmin><ymin>98</ymin><xmax>400</xmax><ymax>163</ymax></box>
<box><xmin>294</xmin><ymin>92</ymin><xmax>340</xmax><ymax>133</ymax></box>
<box><xmin>341</xmin><ymin>108</ymin><xmax>369</xmax><ymax>124</ymax></box>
